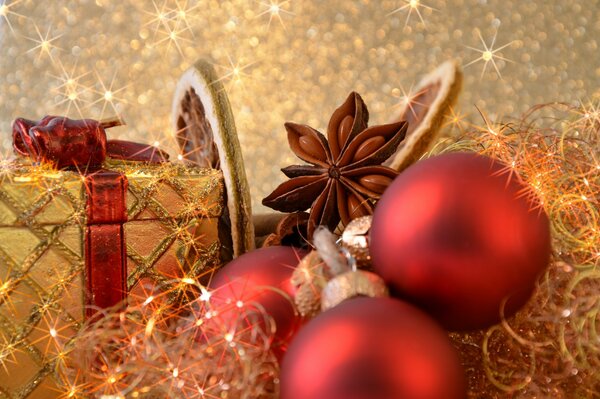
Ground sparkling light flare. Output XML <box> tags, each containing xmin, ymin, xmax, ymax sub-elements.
<box><xmin>0</xmin><ymin>0</ymin><xmax>25</xmax><ymax>33</ymax></box>
<box><xmin>213</xmin><ymin>54</ymin><xmax>258</xmax><ymax>92</ymax></box>
<box><xmin>144</xmin><ymin>0</ymin><xmax>198</xmax><ymax>55</ymax></box>
<box><xmin>464</xmin><ymin>28</ymin><xmax>515</xmax><ymax>79</ymax></box>
<box><xmin>387</xmin><ymin>0</ymin><xmax>437</xmax><ymax>27</ymax></box>
<box><xmin>89</xmin><ymin>71</ymin><xmax>130</xmax><ymax>118</ymax></box>
<box><xmin>25</xmin><ymin>23</ymin><xmax>63</xmax><ymax>62</ymax></box>
<box><xmin>256</xmin><ymin>0</ymin><xmax>294</xmax><ymax>30</ymax></box>
<box><xmin>49</xmin><ymin>61</ymin><xmax>91</xmax><ymax>118</ymax></box>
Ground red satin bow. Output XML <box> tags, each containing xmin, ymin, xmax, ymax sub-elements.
<box><xmin>12</xmin><ymin>115</ymin><xmax>169</xmax><ymax>169</ymax></box>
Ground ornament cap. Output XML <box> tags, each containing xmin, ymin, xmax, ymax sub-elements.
<box><xmin>321</xmin><ymin>270</ymin><xmax>388</xmax><ymax>311</ymax></box>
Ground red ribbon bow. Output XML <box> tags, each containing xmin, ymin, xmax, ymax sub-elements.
<box><xmin>12</xmin><ymin>115</ymin><xmax>169</xmax><ymax>168</ymax></box>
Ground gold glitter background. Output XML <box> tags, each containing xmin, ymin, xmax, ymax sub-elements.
<box><xmin>1</xmin><ymin>0</ymin><xmax>599</xmax><ymax>211</ymax></box>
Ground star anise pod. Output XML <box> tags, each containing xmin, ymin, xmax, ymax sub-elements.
<box><xmin>262</xmin><ymin>92</ymin><xmax>407</xmax><ymax>238</ymax></box>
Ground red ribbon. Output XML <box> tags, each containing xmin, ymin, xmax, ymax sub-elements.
<box><xmin>12</xmin><ymin>115</ymin><xmax>169</xmax><ymax>168</ymax></box>
<box><xmin>12</xmin><ymin>116</ymin><xmax>169</xmax><ymax>316</ymax></box>
<box><xmin>84</xmin><ymin>171</ymin><xmax>128</xmax><ymax>318</ymax></box>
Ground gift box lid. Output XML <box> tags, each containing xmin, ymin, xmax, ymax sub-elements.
<box><xmin>0</xmin><ymin>160</ymin><xmax>224</xmax><ymax>227</ymax></box>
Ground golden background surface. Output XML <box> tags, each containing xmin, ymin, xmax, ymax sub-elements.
<box><xmin>0</xmin><ymin>0</ymin><xmax>599</xmax><ymax>211</ymax></box>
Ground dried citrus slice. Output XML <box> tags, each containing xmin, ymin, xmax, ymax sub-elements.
<box><xmin>172</xmin><ymin>59</ymin><xmax>255</xmax><ymax>258</ymax></box>
<box><xmin>385</xmin><ymin>60</ymin><xmax>462</xmax><ymax>171</ymax></box>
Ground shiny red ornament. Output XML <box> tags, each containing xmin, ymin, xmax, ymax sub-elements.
<box><xmin>370</xmin><ymin>152</ymin><xmax>551</xmax><ymax>330</ymax></box>
<box><xmin>281</xmin><ymin>297</ymin><xmax>466</xmax><ymax>399</ymax></box>
<box><xmin>208</xmin><ymin>246</ymin><xmax>308</xmax><ymax>357</ymax></box>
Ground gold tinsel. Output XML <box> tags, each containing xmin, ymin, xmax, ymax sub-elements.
<box><xmin>58</xmin><ymin>280</ymin><xmax>280</xmax><ymax>398</ymax></box>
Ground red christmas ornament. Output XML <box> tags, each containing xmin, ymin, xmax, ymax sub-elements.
<box><xmin>370</xmin><ymin>152</ymin><xmax>551</xmax><ymax>330</ymax></box>
<box><xmin>281</xmin><ymin>297</ymin><xmax>466</xmax><ymax>399</ymax></box>
<box><xmin>208</xmin><ymin>246</ymin><xmax>308</xmax><ymax>358</ymax></box>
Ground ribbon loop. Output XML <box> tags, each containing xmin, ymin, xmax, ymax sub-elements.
<box><xmin>12</xmin><ymin>115</ymin><xmax>169</xmax><ymax>168</ymax></box>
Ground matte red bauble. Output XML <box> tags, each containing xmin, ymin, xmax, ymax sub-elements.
<box><xmin>370</xmin><ymin>152</ymin><xmax>551</xmax><ymax>330</ymax></box>
<box><xmin>208</xmin><ymin>246</ymin><xmax>308</xmax><ymax>356</ymax></box>
<box><xmin>280</xmin><ymin>297</ymin><xmax>466</xmax><ymax>399</ymax></box>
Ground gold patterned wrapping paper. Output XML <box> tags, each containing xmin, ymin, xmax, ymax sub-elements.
<box><xmin>0</xmin><ymin>160</ymin><xmax>225</xmax><ymax>399</ymax></box>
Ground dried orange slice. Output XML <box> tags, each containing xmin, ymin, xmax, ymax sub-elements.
<box><xmin>385</xmin><ymin>60</ymin><xmax>462</xmax><ymax>171</ymax></box>
<box><xmin>172</xmin><ymin>59</ymin><xmax>255</xmax><ymax>258</ymax></box>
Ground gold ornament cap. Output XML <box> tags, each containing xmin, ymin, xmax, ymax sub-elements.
<box><xmin>321</xmin><ymin>270</ymin><xmax>389</xmax><ymax>312</ymax></box>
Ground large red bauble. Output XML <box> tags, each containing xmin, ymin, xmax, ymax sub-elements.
<box><xmin>280</xmin><ymin>297</ymin><xmax>466</xmax><ymax>399</ymax></box>
<box><xmin>370</xmin><ymin>152</ymin><xmax>551</xmax><ymax>330</ymax></box>
<box><xmin>208</xmin><ymin>246</ymin><xmax>308</xmax><ymax>357</ymax></box>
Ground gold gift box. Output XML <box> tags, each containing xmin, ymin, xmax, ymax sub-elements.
<box><xmin>0</xmin><ymin>160</ymin><xmax>225</xmax><ymax>398</ymax></box>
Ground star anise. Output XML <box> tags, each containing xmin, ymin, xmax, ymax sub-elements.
<box><xmin>262</xmin><ymin>92</ymin><xmax>407</xmax><ymax>238</ymax></box>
